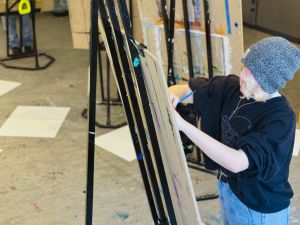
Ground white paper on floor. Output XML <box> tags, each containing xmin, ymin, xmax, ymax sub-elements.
<box><xmin>0</xmin><ymin>106</ymin><xmax>70</xmax><ymax>138</ymax></box>
<box><xmin>95</xmin><ymin>125</ymin><xmax>136</xmax><ymax>161</ymax></box>
<box><xmin>293</xmin><ymin>129</ymin><xmax>300</xmax><ymax>157</ymax></box>
<box><xmin>0</xmin><ymin>80</ymin><xmax>21</xmax><ymax>96</ymax></box>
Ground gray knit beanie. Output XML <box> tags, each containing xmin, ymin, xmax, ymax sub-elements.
<box><xmin>241</xmin><ymin>37</ymin><xmax>300</xmax><ymax>94</ymax></box>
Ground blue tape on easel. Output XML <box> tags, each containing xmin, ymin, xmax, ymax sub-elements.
<box><xmin>133</xmin><ymin>57</ymin><xmax>140</xmax><ymax>68</ymax></box>
<box><xmin>137</xmin><ymin>152</ymin><xmax>143</xmax><ymax>161</ymax></box>
<box><xmin>224</xmin><ymin>0</ymin><xmax>232</xmax><ymax>35</ymax></box>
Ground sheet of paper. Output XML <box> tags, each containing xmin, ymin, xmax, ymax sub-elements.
<box><xmin>0</xmin><ymin>106</ymin><xmax>70</xmax><ymax>138</ymax></box>
<box><xmin>95</xmin><ymin>126</ymin><xmax>136</xmax><ymax>162</ymax></box>
<box><xmin>0</xmin><ymin>80</ymin><xmax>21</xmax><ymax>96</ymax></box>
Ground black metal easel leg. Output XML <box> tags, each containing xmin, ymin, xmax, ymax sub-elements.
<box><xmin>98</xmin><ymin>44</ymin><xmax>105</xmax><ymax>102</ymax></box>
<box><xmin>182</xmin><ymin>0</ymin><xmax>194</xmax><ymax>78</ymax></box>
<box><xmin>160</xmin><ymin>0</ymin><xmax>176</xmax><ymax>87</ymax></box>
<box><xmin>105</xmin><ymin>55</ymin><xmax>111</xmax><ymax>126</ymax></box>
<box><xmin>203</xmin><ymin>0</ymin><xmax>213</xmax><ymax>79</ymax></box>
<box><xmin>166</xmin><ymin>0</ymin><xmax>176</xmax><ymax>86</ymax></box>
<box><xmin>85</xmin><ymin>0</ymin><xmax>98</xmax><ymax>223</ymax></box>
<box><xmin>160</xmin><ymin>0</ymin><xmax>169</xmax><ymax>47</ymax></box>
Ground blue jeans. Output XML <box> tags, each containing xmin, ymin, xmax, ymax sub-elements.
<box><xmin>218</xmin><ymin>181</ymin><xmax>290</xmax><ymax>225</ymax></box>
<box><xmin>7</xmin><ymin>14</ymin><xmax>32</xmax><ymax>48</ymax></box>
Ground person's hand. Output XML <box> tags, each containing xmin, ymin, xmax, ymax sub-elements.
<box><xmin>172</xmin><ymin>108</ymin><xmax>186</xmax><ymax>131</ymax></box>
<box><xmin>169</xmin><ymin>93</ymin><xmax>179</xmax><ymax>108</ymax></box>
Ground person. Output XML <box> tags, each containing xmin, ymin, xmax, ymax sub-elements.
<box><xmin>1</xmin><ymin>14</ymin><xmax>33</xmax><ymax>56</ymax></box>
<box><xmin>169</xmin><ymin>37</ymin><xmax>300</xmax><ymax>225</ymax></box>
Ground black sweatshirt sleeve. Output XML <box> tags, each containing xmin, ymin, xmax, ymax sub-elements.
<box><xmin>189</xmin><ymin>76</ymin><xmax>231</xmax><ymax>116</ymax></box>
<box><xmin>236</xmin><ymin>110</ymin><xmax>296</xmax><ymax>183</ymax></box>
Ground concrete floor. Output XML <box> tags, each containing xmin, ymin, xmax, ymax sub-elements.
<box><xmin>0</xmin><ymin>14</ymin><xmax>299</xmax><ymax>225</ymax></box>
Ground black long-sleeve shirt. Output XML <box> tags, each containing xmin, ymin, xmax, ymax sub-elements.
<box><xmin>189</xmin><ymin>75</ymin><xmax>296</xmax><ymax>213</ymax></box>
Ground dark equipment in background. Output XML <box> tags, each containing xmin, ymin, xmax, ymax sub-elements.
<box><xmin>0</xmin><ymin>0</ymin><xmax>55</xmax><ymax>70</ymax></box>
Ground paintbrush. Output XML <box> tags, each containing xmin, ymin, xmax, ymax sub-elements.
<box><xmin>176</xmin><ymin>91</ymin><xmax>194</xmax><ymax>107</ymax></box>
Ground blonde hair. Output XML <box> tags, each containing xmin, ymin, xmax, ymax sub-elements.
<box><xmin>239</xmin><ymin>67</ymin><xmax>271</xmax><ymax>102</ymax></box>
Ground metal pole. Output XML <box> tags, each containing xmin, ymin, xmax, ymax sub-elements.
<box><xmin>160</xmin><ymin>0</ymin><xmax>169</xmax><ymax>46</ymax></box>
<box><xmin>85</xmin><ymin>0</ymin><xmax>98</xmax><ymax>224</ymax></box>
<box><xmin>166</xmin><ymin>0</ymin><xmax>176</xmax><ymax>86</ymax></box>
<box><xmin>106</xmin><ymin>55</ymin><xmax>111</xmax><ymax>126</ymax></box>
<box><xmin>30</xmin><ymin>0</ymin><xmax>40</xmax><ymax>67</ymax></box>
<box><xmin>98</xmin><ymin>44</ymin><xmax>105</xmax><ymax>102</ymax></box>
<box><xmin>182</xmin><ymin>0</ymin><xmax>194</xmax><ymax>78</ymax></box>
<box><xmin>5</xmin><ymin>0</ymin><xmax>9</xmax><ymax>57</ymax></box>
<box><xmin>203</xmin><ymin>0</ymin><xmax>213</xmax><ymax>79</ymax></box>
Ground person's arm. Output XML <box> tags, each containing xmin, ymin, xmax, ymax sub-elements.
<box><xmin>174</xmin><ymin>110</ymin><xmax>249</xmax><ymax>173</ymax></box>
<box><xmin>168</xmin><ymin>84</ymin><xmax>193</xmax><ymax>105</ymax></box>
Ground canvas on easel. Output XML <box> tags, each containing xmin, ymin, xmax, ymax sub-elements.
<box><xmin>97</xmin><ymin>0</ymin><xmax>202</xmax><ymax>224</ymax></box>
<box><xmin>138</xmin><ymin>48</ymin><xmax>202</xmax><ymax>224</ymax></box>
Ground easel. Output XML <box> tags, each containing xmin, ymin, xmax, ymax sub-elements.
<box><xmin>81</xmin><ymin>41</ymin><xmax>126</xmax><ymax>129</ymax></box>
<box><xmin>182</xmin><ymin>0</ymin><xmax>194</xmax><ymax>79</ymax></box>
<box><xmin>160</xmin><ymin>0</ymin><xmax>176</xmax><ymax>86</ymax></box>
<box><xmin>160</xmin><ymin>0</ymin><xmax>213</xmax><ymax>84</ymax></box>
<box><xmin>0</xmin><ymin>0</ymin><xmax>54</xmax><ymax>70</ymax></box>
<box><xmin>81</xmin><ymin>1</ymin><xmax>134</xmax><ymax>129</ymax></box>
<box><xmin>161</xmin><ymin>0</ymin><xmax>217</xmax><ymax>201</ymax></box>
<box><xmin>95</xmin><ymin>43</ymin><xmax>126</xmax><ymax>129</ymax></box>
<box><xmin>94</xmin><ymin>0</ymin><xmax>134</xmax><ymax>129</ymax></box>
<box><xmin>187</xmin><ymin>0</ymin><xmax>218</xmax><ymax>201</ymax></box>
<box><xmin>86</xmin><ymin>0</ymin><xmax>178</xmax><ymax>224</ymax></box>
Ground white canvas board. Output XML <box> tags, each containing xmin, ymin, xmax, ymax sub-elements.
<box><xmin>0</xmin><ymin>106</ymin><xmax>70</xmax><ymax>138</ymax></box>
<box><xmin>138</xmin><ymin>50</ymin><xmax>202</xmax><ymax>224</ymax></box>
<box><xmin>293</xmin><ymin>129</ymin><xmax>300</xmax><ymax>157</ymax></box>
<box><xmin>95</xmin><ymin>125</ymin><xmax>136</xmax><ymax>161</ymax></box>
<box><xmin>0</xmin><ymin>80</ymin><xmax>21</xmax><ymax>96</ymax></box>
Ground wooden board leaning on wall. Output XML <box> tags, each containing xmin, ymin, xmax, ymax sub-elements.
<box><xmin>67</xmin><ymin>0</ymin><xmax>143</xmax><ymax>49</ymax></box>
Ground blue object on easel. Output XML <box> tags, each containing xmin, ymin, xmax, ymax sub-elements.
<box><xmin>133</xmin><ymin>57</ymin><xmax>140</xmax><ymax>67</ymax></box>
<box><xmin>137</xmin><ymin>152</ymin><xmax>143</xmax><ymax>161</ymax></box>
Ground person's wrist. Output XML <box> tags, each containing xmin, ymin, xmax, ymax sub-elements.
<box><xmin>179</xmin><ymin>119</ymin><xmax>188</xmax><ymax>132</ymax></box>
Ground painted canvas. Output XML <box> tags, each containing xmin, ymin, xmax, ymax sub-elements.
<box><xmin>136</xmin><ymin>0</ymin><xmax>244</xmax><ymax>79</ymax></box>
<box><xmin>144</xmin><ymin>25</ymin><xmax>231</xmax><ymax>77</ymax></box>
